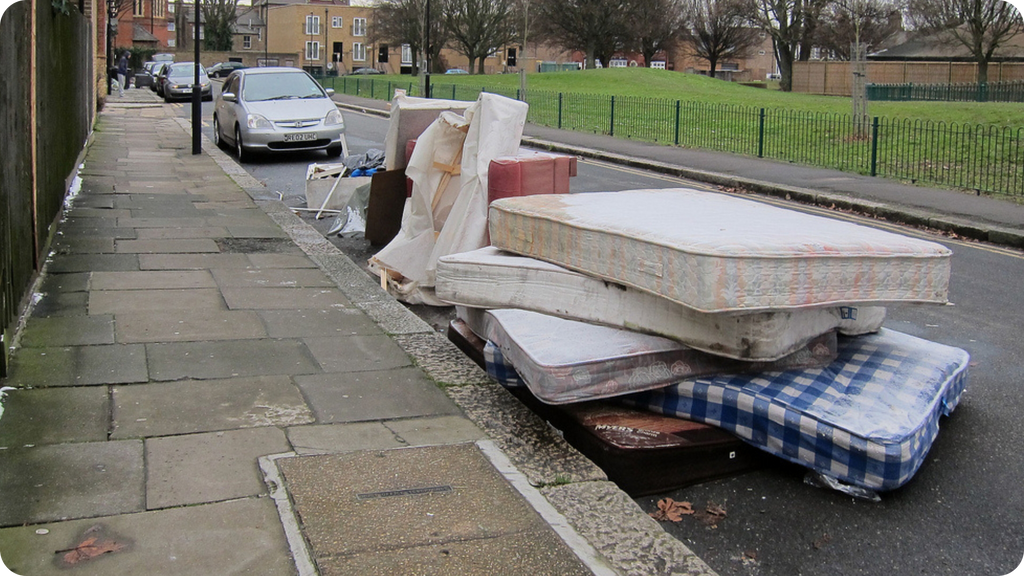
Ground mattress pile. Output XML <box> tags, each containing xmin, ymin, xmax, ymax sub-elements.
<box><xmin>434</xmin><ymin>187</ymin><xmax>966</xmax><ymax>493</ymax></box>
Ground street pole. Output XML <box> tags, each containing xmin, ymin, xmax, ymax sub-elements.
<box><xmin>264</xmin><ymin>1</ymin><xmax>268</xmax><ymax>66</ymax></box>
<box><xmin>192</xmin><ymin>2</ymin><xmax>201</xmax><ymax>155</ymax></box>
<box><xmin>424</xmin><ymin>0</ymin><xmax>431</xmax><ymax>98</ymax></box>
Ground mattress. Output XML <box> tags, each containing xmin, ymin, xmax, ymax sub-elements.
<box><xmin>488</xmin><ymin>152</ymin><xmax>577</xmax><ymax>204</ymax></box>
<box><xmin>437</xmin><ymin>247</ymin><xmax>886</xmax><ymax>361</ymax></box>
<box><xmin>480</xmin><ymin>309</ymin><xmax>838</xmax><ymax>404</ymax></box>
<box><xmin>488</xmin><ymin>189</ymin><xmax>952</xmax><ymax>313</ymax></box>
<box><xmin>617</xmin><ymin>329</ymin><xmax>970</xmax><ymax>491</ymax></box>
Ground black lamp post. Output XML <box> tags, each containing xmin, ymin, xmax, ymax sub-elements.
<box><xmin>424</xmin><ymin>0</ymin><xmax>430</xmax><ymax>98</ymax></box>
<box><xmin>192</xmin><ymin>2</ymin><xmax>201</xmax><ymax>155</ymax></box>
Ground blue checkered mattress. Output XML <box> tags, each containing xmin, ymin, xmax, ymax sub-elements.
<box><xmin>486</xmin><ymin>329</ymin><xmax>969</xmax><ymax>491</ymax></box>
<box><xmin>618</xmin><ymin>329</ymin><xmax>969</xmax><ymax>491</ymax></box>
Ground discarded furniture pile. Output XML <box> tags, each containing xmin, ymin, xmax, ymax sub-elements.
<box><xmin>367</xmin><ymin>92</ymin><xmax>969</xmax><ymax>499</ymax></box>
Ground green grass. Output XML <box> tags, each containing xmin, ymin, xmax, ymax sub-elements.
<box><xmin>323</xmin><ymin>69</ymin><xmax>1024</xmax><ymax>196</ymax></box>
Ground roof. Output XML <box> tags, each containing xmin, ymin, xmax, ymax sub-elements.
<box><xmin>132</xmin><ymin>23</ymin><xmax>159</xmax><ymax>43</ymax></box>
<box><xmin>870</xmin><ymin>30</ymin><xmax>1024</xmax><ymax>61</ymax></box>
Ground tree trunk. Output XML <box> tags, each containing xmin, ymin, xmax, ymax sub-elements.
<box><xmin>977</xmin><ymin>58</ymin><xmax>989</xmax><ymax>85</ymax></box>
<box><xmin>708</xmin><ymin>56</ymin><xmax>718</xmax><ymax>79</ymax></box>
<box><xmin>775</xmin><ymin>41</ymin><xmax>794</xmax><ymax>92</ymax></box>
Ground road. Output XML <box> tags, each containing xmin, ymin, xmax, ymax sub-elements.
<box><xmin>175</xmin><ymin>90</ymin><xmax>1024</xmax><ymax>576</ymax></box>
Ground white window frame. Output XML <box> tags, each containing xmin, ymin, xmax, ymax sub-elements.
<box><xmin>609</xmin><ymin>59</ymin><xmax>627</xmax><ymax>68</ymax></box>
<box><xmin>243</xmin><ymin>35</ymin><xmax>251</xmax><ymax>49</ymax></box>
<box><xmin>650</xmin><ymin>60</ymin><xmax>666</xmax><ymax>69</ymax></box>
<box><xmin>353</xmin><ymin>17</ymin><xmax>366</xmax><ymax>37</ymax></box>
<box><xmin>167</xmin><ymin>38</ymin><xmax>176</xmax><ymax>47</ymax></box>
<box><xmin>306</xmin><ymin>41</ymin><xmax>321</xmax><ymax>61</ymax></box>
<box><xmin>353</xmin><ymin>42</ymin><xmax>366</xmax><ymax>62</ymax></box>
<box><xmin>154</xmin><ymin>0</ymin><xmax>164</xmax><ymax>17</ymax></box>
<box><xmin>332</xmin><ymin>16</ymin><xmax>343</xmax><ymax>28</ymax></box>
<box><xmin>401</xmin><ymin>44</ymin><xmax>412</xmax><ymax>65</ymax></box>
<box><xmin>167</xmin><ymin>21</ymin><xmax>175</xmax><ymax>32</ymax></box>
<box><xmin>305</xmin><ymin>15</ymin><xmax>320</xmax><ymax>35</ymax></box>
<box><xmin>133</xmin><ymin>0</ymin><xmax>144</xmax><ymax>17</ymax></box>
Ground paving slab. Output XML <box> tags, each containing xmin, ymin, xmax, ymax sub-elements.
<box><xmin>0</xmin><ymin>441</ymin><xmax>145</xmax><ymax>526</ymax></box>
<box><xmin>115</xmin><ymin>238</ymin><xmax>221</xmax><ymax>254</ymax></box>
<box><xmin>89</xmin><ymin>270</ymin><xmax>217</xmax><ymax>291</ymax></box>
<box><xmin>89</xmin><ymin>288</ymin><xmax>226</xmax><ymax>314</ymax></box>
<box><xmin>210</xmin><ymin>267</ymin><xmax>335</xmax><ymax>288</ymax></box>
<box><xmin>276</xmin><ymin>444</ymin><xmax>592</xmax><ymax>574</ymax></box>
<box><xmin>18</xmin><ymin>315</ymin><xmax>115</xmax><ymax>347</ymax></box>
<box><xmin>3</xmin><ymin>344</ymin><xmax>148</xmax><ymax>387</ymax></box>
<box><xmin>115</xmin><ymin>309</ymin><xmax>267</xmax><ymax>343</ymax></box>
<box><xmin>29</xmin><ymin>291</ymin><xmax>89</xmax><ymax>317</ymax></box>
<box><xmin>38</xmin><ymin>272</ymin><xmax>90</xmax><ymax>293</ymax></box>
<box><xmin>111</xmin><ymin>375</ymin><xmax>313</xmax><ymax>439</ymax></box>
<box><xmin>138</xmin><ymin>253</ymin><xmax>253</xmax><ymax>270</ymax></box>
<box><xmin>0</xmin><ymin>498</ymin><xmax>295</xmax><ymax>576</ymax></box>
<box><xmin>133</xmin><ymin>226</ymin><xmax>230</xmax><ymax>239</ymax></box>
<box><xmin>221</xmin><ymin>287</ymin><xmax>352</xmax><ymax>310</ymax></box>
<box><xmin>52</xmin><ymin>236</ymin><xmax>116</xmax><ymax>254</ymax></box>
<box><xmin>301</xmin><ymin>334</ymin><xmax>413</xmax><ymax>373</ymax></box>
<box><xmin>0</xmin><ymin>386</ymin><xmax>110</xmax><ymax>447</ymax></box>
<box><xmin>145</xmin><ymin>427</ymin><xmax>291</xmax><ymax>509</ymax></box>
<box><xmin>146</xmin><ymin>339</ymin><xmax>319</xmax><ymax>380</ymax></box>
<box><xmin>294</xmin><ymin>368</ymin><xmax>461</xmax><ymax>423</ymax></box>
<box><xmin>285</xmin><ymin>422</ymin><xmax>407</xmax><ymax>455</ymax></box>
<box><xmin>45</xmin><ymin>253</ymin><xmax>139</xmax><ymax>273</ymax></box>
<box><xmin>258</xmin><ymin>308</ymin><xmax>383</xmax><ymax>338</ymax></box>
<box><xmin>246</xmin><ymin>254</ymin><xmax>318</xmax><ymax>269</ymax></box>
<box><xmin>384</xmin><ymin>415</ymin><xmax>486</xmax><ymax>447</ymax></box>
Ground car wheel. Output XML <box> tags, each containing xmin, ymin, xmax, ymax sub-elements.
<box><xmin>235</xmin><ymin>126</ymin><xmax>250</xmax><ymax>163</ymax></box>
<box><xmin>213</xmin><ymin>116</ymin><xmax>227</xmax><ymax>150</ymax></box>
<box><xmin>326</xmin><ymin>145</ymin><xmax>343</xmax><ymax>158</ymax></box>
<box><xmin>164</xmin><ymin>91</ymin><xmax>171</xmax><ymax>103</ymax></box>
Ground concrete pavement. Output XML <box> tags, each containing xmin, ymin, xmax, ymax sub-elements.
<box><xmin>0</xmin><ymin>87</ymin><xmax>715</xmax><ymax>575</ymax></box>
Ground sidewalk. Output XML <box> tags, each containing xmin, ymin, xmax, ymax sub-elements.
<box><xmin>0</xmin><ymin>88</ymin><xmax>714</xmax><ymax>575</ymax></box>
<box><xmin>334</xmin><ymin>93</ymin><xmax>1024</xmax><ymax>250</ymax></box>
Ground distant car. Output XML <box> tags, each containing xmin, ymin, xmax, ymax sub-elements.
<box><xmin>134</xmin><ymin>60</ymin><xmax>163</xmax><ymax>88</ymax></box>
<box><xmin>208</xmin><ymin>62</ymin><xmax>247</xmax><ymax>78</ymax></box>
<box><xmin>347</xmin><ymin>67</ymin><xmax>383</xmax><ymax>75</ymax></box>
<box><xmin>161</xmin><ymin>62</ymin><xmax>213</xmax><ymax>102</ymax></box>
<box><xmin>212</xmin><ymin>67</ymin><xmax>346</xmax><ymax>162</ymax></box>
<box><xmin>445</xmin><ymin>68</ymin><xmax>468</xmax><ymax>74</ymax></box>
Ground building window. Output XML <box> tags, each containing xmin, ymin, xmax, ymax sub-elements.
<box><xmin>243</xmin><ymin>35</ymin><xmax>251</xmax><ymax>49</ymax></box>
<box><xmin>609</xmin><ymin>59</ymin><xmax>627</xmax><ymax>68</ymax></box>
<box><xmin>650</xmin><ymin>61</ymin><xmax>666</xmax><ymax>69</ymax></box>
<box><xmin>167</xmin><ymin>21</ymin><xmax>175</xmax><ymax>32</ymax></box>
<box><xmin>154</xmin><ymin>0</ymin><xmax>164</xmax><ymax>17</ymax></box>
<box><xmin>133</xmin><ymin>0</ymin><xmax>144</xmax><ymax>16</ymax></box>
<box><xmin>306</xmin><ymin>41</ymin><xmax>321</xmax><ymax>61</ymax></box>
<box><xmin>758</xmin><ymin>49</ymin><xmax>766</xmax><ymax>56</ymax></box>
<box><xmin>305</xmin><ymin>15</ymin><xmax>320</xmax><ymax>35</ymax></box>
<box><xmin>353</xmin><ymin>18</ymin><xmax>366</xmax><ymax>36</ymax></box>
<box><xmin>167</xmin><ymin>38</ymin><xmax>176</xmax><ymax>47</ymax></box>
<box><xmin>401</xmin><ymin>44</ymin><xmax>412</xmax><ymax>65</ymax></box>
<box><xmin>353</xmin><ymin>42</ymin><xmax>366</xmax><ymax>61</ymax></box>
<box><xmin>332</xmin><ymin>16</ymin><xmax>343</xmax><ymax>28</ymax></box>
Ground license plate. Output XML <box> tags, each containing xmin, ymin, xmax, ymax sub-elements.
<box><xmin>284</xmin><ymin>132</ymin><xmax>317</xmax><ymax>142</ymax></box>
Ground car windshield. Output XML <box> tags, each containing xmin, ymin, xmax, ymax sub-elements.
<box><xmin>242</xmin><ymin>72</ymin><xmax>325</xmax><ymax>102</ymax></box>
<box><xmin>168</xmin><ymin>64</ymin><xmax>207</xmax><ymax>79</ymax></box>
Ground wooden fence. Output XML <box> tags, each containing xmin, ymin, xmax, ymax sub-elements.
<box><xmin>793</xmin><ymin>60</ymin><xmax>1024</xmax><ymax>96</ymax></box>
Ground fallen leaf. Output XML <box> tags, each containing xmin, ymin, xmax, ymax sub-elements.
<box><xmin>649</xmin><ymin>498</ymin><xmax>695</xmax><ymax>522</ymax></box>
<box><xmin>813</xmin><ymin>533</ymin><xmax>832</xmax><ymax>550</ymax></box>
<box><xmin>706</xmin><ymin>503</ymin><xmax>728</xmax><ymax>517</ymax></box>
<box><xmin>59</xmin><ymin>529</ymin><xmax>126</xmax><ymax>566</ymax></box>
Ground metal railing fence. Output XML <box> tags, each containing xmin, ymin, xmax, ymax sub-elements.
<box><xmin>316</xmin><ymin>75</ymin><xmax>1024</xmax><ymax>197</ymax></box>
<box><xmin>867</xmin><ymin>80</ymin><xmax>1024</xmax><ymax>102</ymax></box>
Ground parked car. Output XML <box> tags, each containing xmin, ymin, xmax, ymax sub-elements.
<box><xmin>346</xmin><ymin>67</ymin><xmax>383</xmax><ymax>75</ymax></box>
<box><xmin>212</xmin><ymin>67</ymin><xmax>346</xmax><ymax>162</ymax></box>
<box><xmin>208</xmin><ymin>62</ymin><xmax>247</xmax><ymax>78</ymax></box>
<box><xmin>134</xmin><ymin>60</ymin><xmax>163</xmax><ymax>89</ymax></box>
<box><xmin>153</xmin><ymin>62</ymin><xmax>171</xmax><ymax>94</ymax></box>
<box><xmin>445</xmin><ymin>68</ymin><xmax>468</xmax><ymax>74</ymax></box>
<box><xmin>161</xmin><ymin>62</ymin><xmax>212</xmax><ymax>102</ymax></box>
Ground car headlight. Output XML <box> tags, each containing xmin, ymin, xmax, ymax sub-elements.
<box><xmin>246</xmin><ymin>113</ymin><xmax>273</xmax><ymax>130</ymax></box>
<box><xmin>324</xmin><ymin>108</ymin><xmax>344</xmax><ymax>127</ymax></box>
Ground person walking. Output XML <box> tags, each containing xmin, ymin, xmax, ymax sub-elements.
<box><xmin>117</xmin><ymin>51</ymin><xmax>130</xmax><ymax>97</ymax></box>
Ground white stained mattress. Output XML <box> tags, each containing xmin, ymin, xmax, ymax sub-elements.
<box><xmin>618</xmin><ymin>329</ymin><xmax>970</xmax><ymax>491</ymax></box>
<box><xmin>488</xmin><ymin>189</ymin><xmax>952</xmax><ymax>313</ymax></box>
<box><xmin>480</xmin><ymin>309</ymin><xmax>839</xmax><ymax>405</ymax></box>
<box><xmin>437</xmin><ymin>247</ymin><xmax>886</xmax><ymax>361</ymax></box>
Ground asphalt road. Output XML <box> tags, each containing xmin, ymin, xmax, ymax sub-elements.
<box><xmin>180</xmin><ymin>95</ymin><xmax>1024</xmax><ymax>576</ymax></box>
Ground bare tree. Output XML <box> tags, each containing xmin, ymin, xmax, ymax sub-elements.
<box><xmin>201</xmin><ymin>0</ymin><xmax>238</xmax><ymax>52</ymax></box>
<box><xmin>373</xmin><ymin>0</ymin><xmax>428</xmax><ymax>75</ymax></box>
<box><xmin>815</xmin><ymin>0</ymin><xmax>902</xmax><ymax>60</ymax></box>
<box><xmin>682</xmin><ymin>0</ymin><xmax>761</xmax><ymax>77</ymax></box>
<box><xmin>441</xmin><ymin>0</ymin><xmax>518</xmax><ymax>73</ymax></box>
<box><xmin>744</xmin><ymin>0</ymin><xmax>806</xmax><ymax>91</ymax></box>
<box><xmin>906</xmin><ymin>0</ymin><xmax>1022</xmax><ymax>84</ymax></box>
<box><xmin>533</xmin><ymin>0</ymin><xmax>631</xmax><ymax>68</ymax></box>
<box><xmin>625</xmin><ymin>0</ymin><xmax>687</xmax><ymax>67</ymax></box>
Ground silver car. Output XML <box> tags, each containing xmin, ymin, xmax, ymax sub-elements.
<box><xmin>162</xmin><ymin>62</ymin><xmax>212</xmax><ymax>102</ymax></box>
<box><xmin>212</xmin><ymin>67</ymin><xmax>347</xmax><ymax>162</ymax></box>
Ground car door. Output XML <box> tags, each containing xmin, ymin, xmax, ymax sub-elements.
<box><xmin>217</xmin><ymin>73</ymin><xmax>242</xmax><ymax>141</ymax></box>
